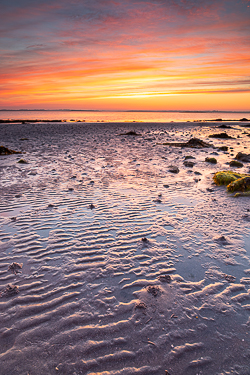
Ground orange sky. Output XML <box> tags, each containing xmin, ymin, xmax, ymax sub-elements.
<box><xmin>0</xmin><ymin>0</ymin><xmax>250</xmax><ymax>111</ymax></box>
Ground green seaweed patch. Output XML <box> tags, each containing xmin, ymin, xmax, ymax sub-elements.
<box><xmin>213</xmin><ymin>171</ymin><xmax>245</xmax><ymax>186</ymax></box>
<box><xmin>229</xmin><ymin>160</ymin><xmax>243</xmax><ymax>168</ymax></box>
<box><xmin>205</xmin><ymin>157</ymin><xmax>217</xmax><ymax>164</ymax></box>
<box><xmin>227</xmin><ymin>176</ymin><xmax>250</xmax><ymax>193</ymax></box>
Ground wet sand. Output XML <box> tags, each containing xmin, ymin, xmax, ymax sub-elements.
<box><xmin>0</xmin><ymin>121</ymin><xmax>250</xmax><ymax>375</ymax></box>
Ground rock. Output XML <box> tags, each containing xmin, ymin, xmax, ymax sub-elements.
<box><xmin>229</xmin><ymin>160</ymin><xmax>243</xmax><ymax>168</ymax></box>
<box><xmin>17</xmin><ymin>159</ymin><xmax>28</xmax><ymax>164</ymax></box>
<box><xmin>0</xmin><ymin>146</ymin><xmax>22</xmax><ymax>155</ymax></box>
<box><xmin>235</xmin><ymin>152</ymin><xmax>250</xmax><ymax>162</ymax></box>
<box><xmin>218</xmin><ymin>146</ymin><xmax>228</xmax><ymax>151</ymax></box>
<box><xmin>240</xmin><ymin>118</ymin><xmax>249</xmax><ymax>121</ymax></box>
<box><xmin>168</xmin><ymin>166</ymin><xmax>179</xmax><ymax>173</ymax></box>
<box><xmin>135</xmin><ymin>302</ymin><xmax>147</xmax><ymax>310</ymax></box>
<box><xmin>89</xmin><ymin>204</ymin><xmax>95</xmax><ymax>209</ymax></box>
<box><xmin>183</xmin><ymin>161</ymin><xmax>195</xmax><ymax>167</ymax></box>
<box><xmin>218</xmin><ymin>124</ymin><xmax>232</xmax><ymax>128</ymax></box>
<box><xmin>119</xmin><ymin>131</ymin><xmax>141</xmax><ymax>136</ymax></box>
<box><xmin>208</xmin><ymin>133</ymin><xmax>233</xmax><ymax>139</ymax></box>
<box><xmin>8</xmin><ymin>262</ymin><xmax>23</xmax><ymax>275</ymax></box>
<box><xmin>223</xmin><ymin>274</ymin><xmax>236</xmax><ymax>283</ymax></box>
<box><xmin>213</xmin><ymin>235</ymin><xmax>229</xmax><ymax>245</ymax></box>
<box><xmin>205</xmin><ymin>157</ymin><xmax>217</xmax><ymax>164</ymax></box>
<box><xmin>162</xmin><ymin>137</ymin><xmax>212</xmax><ymax>148</ymax></box>
<box><xmin>227</xmin><ymin>176</ymin><xmax>250</xmax><ymax>192</ymax></box>
<box><xmin>184</xmin><ymin>155</ymin><xmax>195</xmax><ymax>160</ymax></box>
<box><xmin>213</xmin><ymin>171</ymin><xmax>246</xmax><ymax>186</ymax></box>
<box><xmin>141</xmin><ymin>237</ymin><xmax>148</xmax><ymax>243</ymax></box>
<box><xmin>163</xmin><ymin>184</ymin><xmax>169</xmax><ymax>188</ymax></box>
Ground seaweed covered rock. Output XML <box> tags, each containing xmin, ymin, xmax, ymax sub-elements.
<box><xmin>205</xmin><ymin>157</ymin><xmax>217</xmax><ymax>164</ymax></box>
<box><xmin>0</xmin><ymin>146</ymin><xmax>21</xmax><ymax>155</ymax></box>
<box><xmin>229</xmin><ymin>160</ymin><xmax>243</xmax><ymax>168</ymax></box>
<box><xmin>227</xmin><ymin>176</ymin><xmax>250</xmax><ymax>193</ymax></box>
<box><xmin>213</xmin><ymin>171</ymin><xmax>245</xmax><ymax>186</ymax></box>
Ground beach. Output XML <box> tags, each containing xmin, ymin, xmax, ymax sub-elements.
<box><xmin>0</xmin><ymin>120</ymin><xmax>250</xmax><ymax>375</ymax></box>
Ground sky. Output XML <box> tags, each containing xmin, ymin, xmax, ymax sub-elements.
<box><xmin>0</xmin><ymin>0</ymin><xmax>250</xmax><ymax>111</ymax></box>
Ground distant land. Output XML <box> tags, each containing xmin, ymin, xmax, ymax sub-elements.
<box><xmin>0</xmin><ymin>109</ymin><xmax>249</xmax><ymax>113</ymax></box>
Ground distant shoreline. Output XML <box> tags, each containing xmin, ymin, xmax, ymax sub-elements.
<box><xmin>0</xmin><ymin>109</ymin><xmax>250</xmax><ymax>113</ymax></box>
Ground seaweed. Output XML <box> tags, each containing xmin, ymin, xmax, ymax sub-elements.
<box><xmin>227</xmin><ymin>176</ymin><xmax>250</xmax><ymax>193</ymax></box>
<box><xmin>229</xmin><ymin>160</ymin><xmax>243</xmax><ymax>168</ymax></box>
<box><xmin>213</xmin><ymin>171</ymin><xmax>245</xmax><ymax>186</ymax></box>
<box><xmin>0</xmin><ymin>146</ymin><xmax>21</xmax><ymax>155</ymax></box>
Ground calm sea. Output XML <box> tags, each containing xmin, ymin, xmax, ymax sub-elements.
<box><xmin>0</xmin><ymin>110</ymin><xmax>249</xmax><ymax>123</ymax></box>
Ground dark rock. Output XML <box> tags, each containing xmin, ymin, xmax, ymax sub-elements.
<box><xmin>218</xmin><ymin>124</ymin><xmax>232</xmax><ymax>128</ymax></box>
<box><xmin>184</xmin><ymin>155</ymin><xmax>196</xmax><ymax>160</ymax></box>
<box><xmin>229</xmin><ymin>160</ymin><xmax>243</xmax><ymax>168</ymax></box>
<box><xmin>141</xmin><ymin>237</ymin><xmax>148</xmax><ymax>243</ymax></box>
<box><xmin>168</xmin><ymin>165</ymin><xmax>179</xmax><ymax>173</ymax></box>
<box><xmin>218</xmin><ymin>146</ymin><xmax>228</xmax><ymax>151</ymax></box>
<box><xmin>240</xmin><ymin>118</ymin><xmax>249</xmax><ymax>121</ymax></box>
<box><xmin>135</xmin><ymin>302</ymin><xmax>147</xmax><ymax>310</ymax></box>
<box><xmin>205</xmin><ymin>157</ymin><xmax>217</xmax><ymax>164</ymax></box>
<box><xmin>213</xmin><ymin>235</ymin><xmax>229</xmax><ymax>245</ymax></box>
<box><xmin>183</xmin><ymin>161</ymin><xmax>195</xmax><ymax>167</ymax></box>
<box><xmin>162</xmin><ymin>137</ymin><xmax>212</xmax><ymax>148</ymax></box>
<box><xmin>0</xmin><ymin>146</ymin><xmax>22</xmax><ymax>155</ymax></box>
<box><xmin>119</xmin><ymin>131</ymin><xmax>141</xmax><ymax>136</ymax></box>
<box><xmin>208</xmin><ymin>132</ymin><xmax>233</xmax><ymax>139</ymax></box>
<box><xmin>17</xmin><ymin>159</ymin><xmax>28</xmax><ymax>164</ymax></box>
<box><xmin>163</xmin><ymin>184</ymin><xmax>170</xmax><ymax>188</ymax></box>
<box><xmin>223</xmin><ymin>274</ymin><xmax>236</xmax><ymax>283</ymax></box>
<box><xmin>235</xmin><ymin>152</ymin><xmax>250</xmax><ymax>162</ymax></box>
<box><xmin>89</xmin><ymin>204</ymin><xmax>95</xmax><ymax>209</ymax></box>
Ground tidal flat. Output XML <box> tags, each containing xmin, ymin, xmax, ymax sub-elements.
<box><xmin>0</xmin><ymin>121</ymin><xmax>250</xmax><ymax>375</ymax></box>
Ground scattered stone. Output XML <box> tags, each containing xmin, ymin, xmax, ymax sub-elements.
<box><xmin>162</xmin><ymin>137</ymin><xmax>212</xmax><ymax>148</ymax></box>
<box><xmin>28</xmin><ymin>170</ymin><xmax>37</xmax><ymax>175</ymax></box>
<box><xmin>48</xmin><ymin>204</ymin><xmax>55</xmax><ymax>208</ymax></box>
<box><xmin>153</xmin><ymin>198</ymin><xmax>162</xmax><ymax>203</ymax></box>
<box><xmin>141</xmin><ymin>237</ymin><xmax>148</xmax><ymax>243</ymax></box>
<box><xmin>235</xmin><ymin>152</ymin><xmax>250</xmax><ymax>162</ymax></box>
<box><xmin>0</xmin><ymin>284</ymin><xmax>19</xmax><ymax>297</ymax></box>
<box><xmin>208</xmin><ymin>133</ymin><xmax>233</xmax><ymax>139</ymax></box>
<box><xmin>194</xmin><ymin>171</ymin><xmax>202</xmax><ymax>175</ymax></box>
<box><xmin>184</xmin><ymin>155</ymin><xmax>195</xmax><ymax>160</ymax></box>
<box><xmin>163</xmin><ymin>184</ymin><xmax>170</xmax><ymax>188</ymax></box>
<box><xmin>184</xmin><ymin>161</ymin><xmax>195</xmax><ymax>167</ymax></box>
<box><xmin>168</xmin><ymin>165</ymin><xmax>179</xmax><ymax>173</ymax></box>
<box><xmin>242</xmin><ymin>214</ymin><xmax>250</xmax><ymax>221</ymax></box>
<box><xmin>11</xmin><ymin>217</ymin><xmax>17</xmax><ymax>222</ymax></box>
<box><xmin>89</xmin><ymin>204</ymin><xmax>95</xmax><ymax>209</ymax></box>
<box><xmin>229</xmin><ymin>160</ymin><xmax>243</xmax><ymax>168</ymax></box>
<box><xmin>68</xmin><ymin>187</ymin><xmax>74</xmax><ymax>191</ymax></box>
<box><xmin>0</xmin><ymin>146</ymin><xmax>22</xmax><ymax>155</ymax></box>
<box><xmin>147</xmin><ymin>285</ymin><xmax>161</xmax><ymax>297</ymax></box>
<box><xmin>158</xmin><ymin>274</ymin><xmax>171</xmax><ymax>283</ymax></box>
<box><xmin>205</xmin><ymin>157</ymin><xmax>217</xmax><ymax>164</ymax></box>
<box><xmin>206</xmin><ymin>188</ymin><xmax>214</xmax><ymax>192</ymax></box>
<box><xmin>8</xmin><ymin>262</ymin><xmax>23</xmax><ymax>275</ymax></box>
<box><xmin>17</xmin><ymin>159</ymin><xmax>28</xmax><ymax>164</ymax></box>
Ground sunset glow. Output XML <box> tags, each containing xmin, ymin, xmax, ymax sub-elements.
<box><xmin>0</xmin><ymin>0</ymin><xmax>250</xmax><ymax>110</ymax></box>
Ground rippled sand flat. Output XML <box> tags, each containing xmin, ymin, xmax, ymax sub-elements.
<box><xmin>0</xmin><ymin>121</ymin><xmax>250</xmax><ymax>375</ymax></box>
